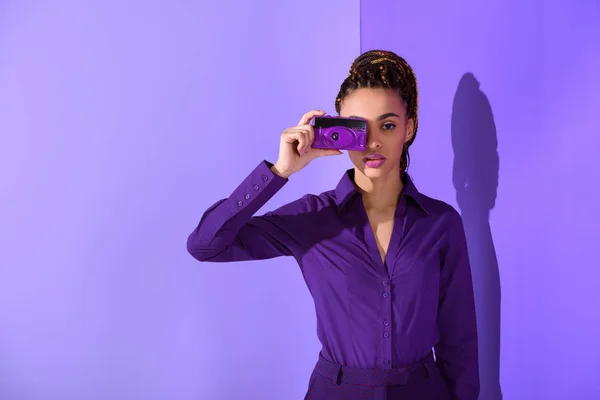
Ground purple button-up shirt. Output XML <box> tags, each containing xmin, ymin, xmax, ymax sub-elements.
<box><xmin>187</xmin><ymin>161</ymin><xmax>479</xmax><ymax>399</ymax></box>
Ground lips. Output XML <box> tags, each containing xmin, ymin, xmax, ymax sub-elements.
<box><xmin>363</xmin><ymin>153</ymin><xmax>387</xmax><ymax>168</ymax></box>
<box><xmin>363</xmin><ymin>153</ymin><xmax>386</xmax><ymax>162</ymax></box>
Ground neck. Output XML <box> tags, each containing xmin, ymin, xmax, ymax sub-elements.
<box><xmin>354</xmin><ymin>168</ymin><xmax>404</xmax><ymax>210</ymax></box>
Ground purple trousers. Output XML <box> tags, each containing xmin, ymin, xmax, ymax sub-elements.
<box><xmin>303</xmin><ymin>352</ymin><xmax>451</xmax><ymax>400</ymax></box>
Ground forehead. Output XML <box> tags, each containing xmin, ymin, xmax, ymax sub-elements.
<box><xmin>339</xmin><ymin>88</ymin><xmax>406</xmax><ymax>118</ymax></box>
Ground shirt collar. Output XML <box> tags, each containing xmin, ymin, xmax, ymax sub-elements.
<box><xmin>333</xmin><ymin>169</ymin><xmax>429</xmax><ymax>215</ymax></box>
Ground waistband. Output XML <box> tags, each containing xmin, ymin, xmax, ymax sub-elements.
<box><xmin>314</xmin><ymin>352</ymin><xmax>436</xmax><ymax>387</ymax></box>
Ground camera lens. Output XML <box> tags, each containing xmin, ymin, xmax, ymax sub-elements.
<box><xmin>332</xmin><ymin>132</ymin><xmax>339</xmax><ymax>141</ymax></box>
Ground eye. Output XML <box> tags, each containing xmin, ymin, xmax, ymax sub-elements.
<box><xmin>382</xmin><ymin>122</ymin><xmax>396</xmax><ymax>130</ymax></box>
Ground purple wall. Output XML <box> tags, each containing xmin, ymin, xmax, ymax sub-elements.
<box><xmin>0</xmin><ymin>2</ymin><xmax>358</xmax><ymax>399</ymax></box>
<box><xmin>1</xmin><ymin>1</ymin><xmax>598</xmax><ymax>399</ymax></box>
<box><xmin>362</xmin><ymin>1</ymin><xmax>600</xmax><ymax>399</ymax></box>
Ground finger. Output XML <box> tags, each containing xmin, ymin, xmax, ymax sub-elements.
<box><xmin>282</xmin><ymin>129</ymin><xmax>308</xmax><ymax>144</ymax></box>
<box><xmin>282</xmin><ymin>129</ymin><xmax>309</xmax><ymax>154</ymax></box>
<box><xmin>312</xmin><ymin>148</ymin><xmax>343</xmax><ymax>157</ymax></box>
<box><xmin>296</xmin><ymin>132</ymin><xmax>308</xmax><ymax>155</ymax></box>
<box><xmin>298</xmin><ymin>109</ymin><xmax>326</xmax><ymax>126</ymax></box>
<box><xmin>306</xmin><ymin>124</ymin><xmax>315</xmax><ymax>146</ymax></box>
<box><xmin>295</xmin><ymin>124</ymin><xmax>314</xmax><ymax>149</ymax></box>
<box><xmin>282</xmin><ymin>128</ymin><xmax>304</xmax><ymax>142</ymax></box>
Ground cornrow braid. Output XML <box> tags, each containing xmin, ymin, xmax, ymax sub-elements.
<box><xmin>335</xmin><ymin>50</ymin><xmax>419</xmax><ymax>171</ymax></box>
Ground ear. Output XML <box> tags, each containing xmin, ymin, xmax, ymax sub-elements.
<box><xmin>405</xmin><ymin>118</ymin><xmax>415</xmax><ymax>143</ymax></box>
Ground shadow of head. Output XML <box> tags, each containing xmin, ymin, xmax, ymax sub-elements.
<box><xmin>451</xmin><ymin>73</ymin><xmax>499</xmax><ymax>212</ymax></box>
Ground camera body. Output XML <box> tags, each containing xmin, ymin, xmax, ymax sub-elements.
<box><xmin>311</xmin><ymin>116</ymin><xmax>367</xmax><ymax>151</ymax></box>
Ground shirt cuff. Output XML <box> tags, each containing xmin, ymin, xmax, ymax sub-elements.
<box><xmin>226</xmin><ymin>160</ymin><xmax>288</xmax><ymax>216</ymax></box>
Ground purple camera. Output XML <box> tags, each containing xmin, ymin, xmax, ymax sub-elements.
<box><xmin>311</xmin><ymin>116</ymin><xmax>367</xmax><ymax>151</ymax></box>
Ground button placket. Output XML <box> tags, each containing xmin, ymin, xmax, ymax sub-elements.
<box><xmin>380</xmin><ymin>279</ymin><xmax>393</xmax><ymax>369</ymax></box>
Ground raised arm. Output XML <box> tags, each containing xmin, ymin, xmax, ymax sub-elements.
<box><xmin>187</xmin><ymin>160</ymin><xmax>297</xmax><ymax>262</ymax></box>
<box><xmin>187</xmin><ymin>109</ymin><xmax>342</xmax><ymax>263</ymax></box>
<box><xmin>434</xmin><ymin>209</ymin><xmax>480</xmax><ymax>400</ymax></box>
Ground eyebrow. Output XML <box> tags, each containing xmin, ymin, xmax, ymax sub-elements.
<box><xmin>349</xmin><ymin>112</ymin><xmax>400</xmax><ymax>120</ymax></box>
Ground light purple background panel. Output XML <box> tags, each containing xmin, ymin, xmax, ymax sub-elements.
<box><xmin>0</xmin><ymin>1</ymin><xmax>359</xmax><ymax>400</ymax></box>
<box><xmin>362</xmin><ymin>0</ymin><xmax>600</xmax><ymax>399</ymax></box>
<box><xmin>1</xmin><ymin>0</ymin><xmax>599</xmax><ymax>399</ymax></box>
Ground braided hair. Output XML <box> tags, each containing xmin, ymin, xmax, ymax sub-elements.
<box><xmin>335</xmin><ymin>50</ymin><xmax>419</xmax><ymax>171</ymax></box>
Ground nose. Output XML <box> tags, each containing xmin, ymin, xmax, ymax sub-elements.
<box><xmin>367</xmin><ymin>130</ymin><xmax>382</xmax><ymax>149</ymax></box>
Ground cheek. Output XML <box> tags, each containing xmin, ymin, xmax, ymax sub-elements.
<box><xmin>347</xmin><ymin>151</ymin><xmax>363</xmax><ymax>163</ymax></box>
<box><xmin>383</xmin><ymin>134</ymin><xmax>405</xmax><ymax>152</ymax></box>
<box><xmin>394</xmin><ymin>131</ymin><xmax>409</xmax><ymax>148</ymax></box>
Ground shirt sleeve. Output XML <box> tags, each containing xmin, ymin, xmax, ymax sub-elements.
<box><xmin>186</xmin><ymin>160</ymin><xmax>303</xmax><ymax>262</ymax></box>
<box><xmin>434</xmin><ymin>209</ymin><xmax>480</xmax><ymax>400</ymax></box>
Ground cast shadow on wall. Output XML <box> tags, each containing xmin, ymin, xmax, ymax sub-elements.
<box><xmin>451</xmin><ymin>73</ymin><xmax>502</xmax><ymax>400</ymax></box>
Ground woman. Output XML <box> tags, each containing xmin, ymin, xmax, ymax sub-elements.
<box><xmin>187</xmin><ymin>50</ymin><xmax>479</xmax><ymax>400</ymax></box>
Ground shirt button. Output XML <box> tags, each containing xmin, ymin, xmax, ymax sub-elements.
<box><xmin>383</xmin><ymin>292</ymin><xmax>389</xmax><ymax>298</ymax></box>
<box><xmin>253</xmin><ymin>185</ymin><xmax>259</xmax><ymax>191</ymax></box>
<box><xmin>385</xmin><ymin>360</ymin><xmax>391</xmax><ymax>365</ymax></box>
<box><xmin>244</xmin><ymin>194</ymin><xmax>250</xmax><ymax>200</ymax></box>
<box><xmin>237</xmin><ymin>201</ymin><xmax>243</xmax><ymax>207</ymax></box>
<box><xmin>382</xmin><ymin>281</ymin><xmax>389</xmax><ymax>286</ymax></box>
<box><xmin>384</xmin><ymin>332</ymin><xmax>390</xmax><ymax>338</ymax></box>
<box><xmin>262</xmin><ymin>175</ymin><xmax>268</xmax><ymax>181</ymax></box>
<box><xmin>384</xmin><ymin>320</ymin><xmax>390</xmax><ymax>326</ymax></box>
